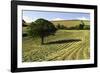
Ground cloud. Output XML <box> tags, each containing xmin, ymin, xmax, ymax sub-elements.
<box><xmin>52</xmin><ymin>18</ymin><xmax>65</xmax><ymax>21</ymax></box>
<box><xmin>77</xmin><ymin>17</ymin><xmax>89</xmax><ymax>20</ymax></box>
<box><xmin>23</xmin><ymin>16</ymin><xmax>34</xmax><ymax>23</ymax></box>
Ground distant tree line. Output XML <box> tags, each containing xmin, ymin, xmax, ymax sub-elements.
<box><xmin>56</xmin><ymin>20</ymin><xmax>90</xmax><ymax>30</ymax></box>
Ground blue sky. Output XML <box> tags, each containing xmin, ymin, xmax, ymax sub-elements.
<box><xmin>22</xmin><ymin>10</ymin><xmax>90</xmax><ymax>22</ymax></box>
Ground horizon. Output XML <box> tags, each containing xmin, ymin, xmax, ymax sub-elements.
<box><xmin>22</xmin><ymin>10</ymin><xmax>90</xmax><ymax>23</ymax></box>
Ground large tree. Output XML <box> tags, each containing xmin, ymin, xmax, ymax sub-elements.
<box><xmin>28</xmin><ymin>18</ymin><xmax>57</xmax><ymax>44</ymax></box>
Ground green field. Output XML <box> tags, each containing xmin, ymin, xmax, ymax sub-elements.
<box><xmin>22</xmin><ymin>30</ymin><xmax>90</xmax><ymax>62</ymax></box>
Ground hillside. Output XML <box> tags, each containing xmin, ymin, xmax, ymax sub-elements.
<box><xmin>23</xmin><ymin>20</ymin><xmax>90</xmax><ymax>33</ymax></box>
<box><xmin>22</xmin><ymin>30</ymin><xmax>90</xmax><ymax>62</ymax></box>
<box><xmin>51</xmin><ymin>20</ymin><xmax>90</xmax><ymax>28</ymax></box>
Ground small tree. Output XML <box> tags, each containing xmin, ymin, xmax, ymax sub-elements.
<box><xmin>56</xmin><ymin>24</ymin><xmax>67</xmax><ymax>29</ymax></box>
<box><xmin>60</xmin><ymin>25</ymin><xmax>66</xmax><ymax>29</ymax></box>
<box><xmin>28</xmin><ymin>18</ymin><xmax>57</xmax><ymax>44</ymax></box>
<box><xmin>56</xmin><ymin>24</ymin><xmax>61</xmax><ymax>29</ymax></box>
<box><xmin>79</xmin><ymin>20</ymin><xmax>85</xmax><ymax>29</ymax></box>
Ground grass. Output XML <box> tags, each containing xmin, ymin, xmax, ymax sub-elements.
<box><xmin>22</xmin><ymin>30</ymin><xmax>90</xmax><ymax>62</ymax></box>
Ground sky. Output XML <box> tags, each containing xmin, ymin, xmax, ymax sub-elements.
<box><xmin>22</xmin><ymin>10</ymin><xmax>90</xmax><ymax>23</ymax></box>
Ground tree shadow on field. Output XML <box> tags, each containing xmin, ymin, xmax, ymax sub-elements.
<box><xmin>45</xmin><ymin>39</ymin><xmax>81</xmax><ymax>45</ymax></box>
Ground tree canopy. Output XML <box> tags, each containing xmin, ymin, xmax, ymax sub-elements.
<box><xmin>28</xmin><ymin>18</ymin><xmax>57</xmax><ymax>44</ymax></box>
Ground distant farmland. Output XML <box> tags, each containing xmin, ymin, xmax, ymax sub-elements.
<box><xmin>24</xmin><ymin>20</ymin><xmax>90</xmax><ymax>27</ymax></box>
<box><xmin>51</xmin><ymin>20</ymin><xmax>90</xmax><ymax>27</ymax></box>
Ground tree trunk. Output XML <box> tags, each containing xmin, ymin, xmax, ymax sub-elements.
<box><xmin>41</xmin><ymin>36</ymin><xmax>44</xmax><ymax>45</ymax></box>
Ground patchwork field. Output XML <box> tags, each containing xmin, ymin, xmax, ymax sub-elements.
<box><xmin>22</xmin><ymin>30</ymin><xmax>90</xmax><ymax>62</ymax></box>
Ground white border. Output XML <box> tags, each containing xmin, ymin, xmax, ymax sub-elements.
<box><xmin>17</xmin><ymin>5</ymin><xmax>94</xmax><ymax>68</ymax></box>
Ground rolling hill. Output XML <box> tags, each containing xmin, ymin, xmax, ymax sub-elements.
<box><xmin>23</xmin><ymin>20</ymin><xmax>90</xmax><ymax>34</ymax></box>
<box><xmin>51</xmin><ymin>20</ymin><xmax>90</xmax><ymax>28</ymax></box>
